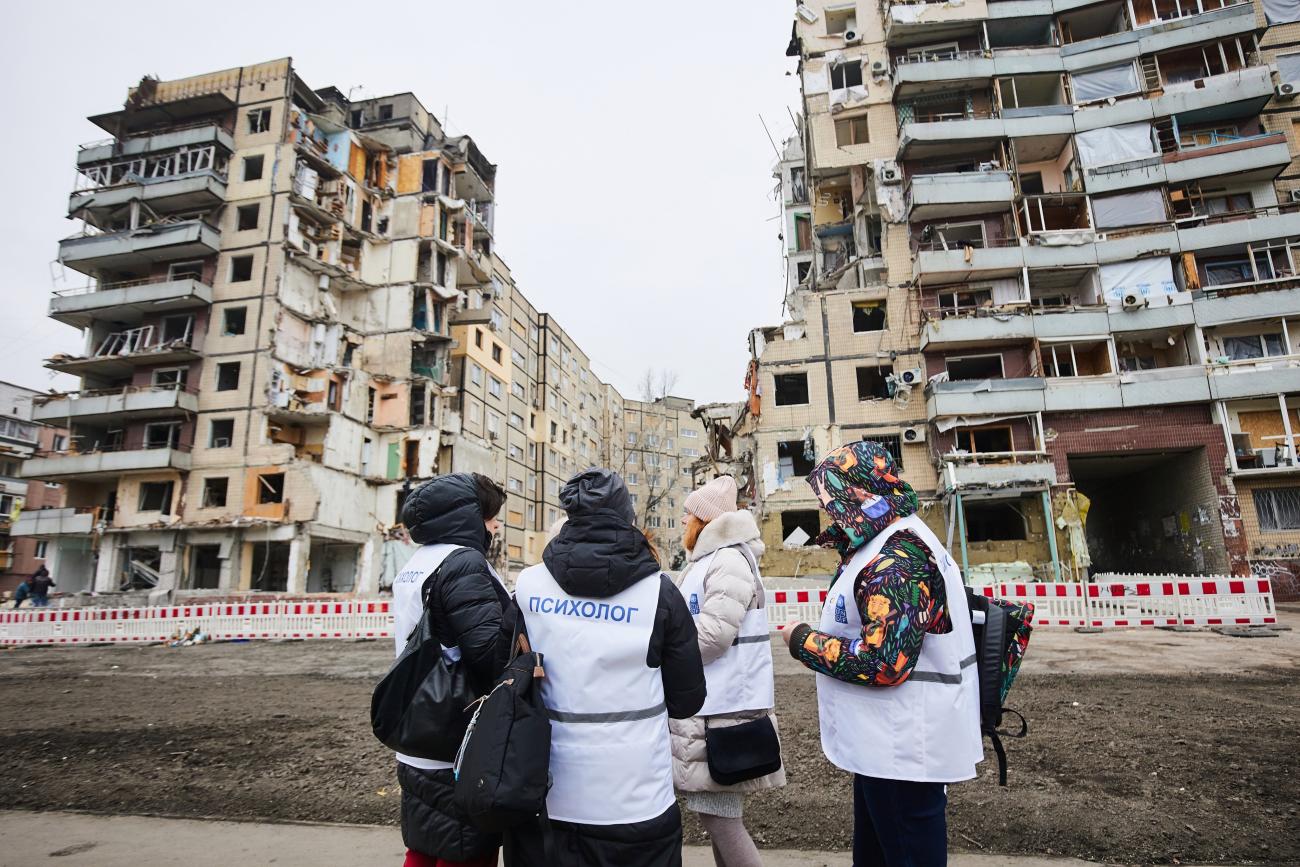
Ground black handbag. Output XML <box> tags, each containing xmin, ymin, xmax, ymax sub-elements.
<box><xmin>704</xmin><ymin>716</ymin><xmax>783</xmax><ymax>786</ymax></box>
<box><xmin>370</xmin><ymin>566</ymin><xmax>476</xmax><ymax>761</ymax></box>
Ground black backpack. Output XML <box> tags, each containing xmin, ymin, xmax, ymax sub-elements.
<box><xmin>370</xmin><ymin>565</ymin><xmax>475</xmax><ymax>761</ymax></box>
<box><xmin>966</xmin><ymin>589</ymin><xmax>1034</xmax><ymax>786</ymax></box>
<box><xmin>453</xmin><ymin>619</ymin><xmax>551</xmax><ymax>833</ymax></box>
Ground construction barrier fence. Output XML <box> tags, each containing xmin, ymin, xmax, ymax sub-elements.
<box><xmin>0</xmin><ymin>578</ymin><xmax>1277</xmax><ymax>647</ymax></box>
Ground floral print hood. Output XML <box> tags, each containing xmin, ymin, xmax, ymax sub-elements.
<box><xmin>806</xmin><ymin>440</ymin><xmax>919</xmax><ymax>560</ymax></box>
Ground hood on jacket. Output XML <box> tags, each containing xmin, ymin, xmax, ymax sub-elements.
<box><xmin>400</xmin><ymin>473</ymin><xmax>490</xmax><ymax>551</ymax></box>
<box><xmin>543</xmin><ymin>468</ymin><xmax>661</xmax><ymax>598</ymax></box>
<box><xmin>806</xmin><ymin>440</ymin><xmax>918</xmax><ymax>560</ymax></box>
<box><xmin>689</xmin><ymin>509</ymin><xmax>766</xmax><ymax>563</ymax></box>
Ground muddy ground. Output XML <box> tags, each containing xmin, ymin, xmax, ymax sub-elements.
<box><xmin>1</xmin><ymin>617</ymin><xmax>1296</xmax><ymax>865</ymax></box>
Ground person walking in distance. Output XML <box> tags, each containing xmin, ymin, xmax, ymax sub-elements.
<box><xmin>391</xmin><ymin>473</ymin><xmax>515</xmax><ymax>867</ymax></box>
<box><xmin>671</xmin><ymin>476</ymin><xmax>784</xmax><ymax>867</ymax></box>
<box><xmin>28</xmin><ymin>566</ymin><xmax>54</xmax><ymax>607</ymax></box>
<box><xmin>510</xmin><ymin>468</ymin><xmax>705</xmax><ymax>867</ymax></box>
<box><xmin>781</xmin><ymin>441</ymin><xmax>981</xmax><ymax>867</ymax></box>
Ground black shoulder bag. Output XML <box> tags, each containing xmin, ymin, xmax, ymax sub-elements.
<box><xmin>370</xmin><ymin>565</ymin><xmax>476</xmax><ymax>761</ymax></box>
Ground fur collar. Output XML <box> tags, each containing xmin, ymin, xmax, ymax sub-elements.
<box><xmin>689</xmin><ymin>510</ymin><xmax>766</xmax><ymax>561</ymax></box>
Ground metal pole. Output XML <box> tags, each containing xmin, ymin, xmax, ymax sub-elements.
<box><xmin>956</xmin><ymin>493</ymin><xmax>969</xmax><ymax>579</ymax></box>
<box><xmin>1042</xmin><ymin>488</ymin><xmax>1061</xmax><ymax>582</ymax></box>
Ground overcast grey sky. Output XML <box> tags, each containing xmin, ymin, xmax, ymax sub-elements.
<box><xmin>0</xmin><ymin>2</ymin><xmax>799</xmax><ymax>405</ymax></box>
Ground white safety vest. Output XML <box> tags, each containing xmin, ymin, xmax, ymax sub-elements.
<box><xmin>677</xmin><ymin>546</ymin><xmax>775</xmax><ymax>716</ymax></box>
<box><xmin>516</xmin><ymin>564</ymin><xmax>674</xmax><ymax>826</ymax></box>
<box><xmin>390</xmin><ymin>543</ymin><xmax>506</xmax><ymax>771</ymax></box>
<box><xmin>815</xmin><ymin>514</ymin><xmax>983</xmax><ymax>783</ymax></box>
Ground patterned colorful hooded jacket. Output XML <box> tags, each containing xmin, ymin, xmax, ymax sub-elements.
<box><xmin>787</xmin><ymin>440</ymin><xmax>952</xmax><ymax>687</ymax></box>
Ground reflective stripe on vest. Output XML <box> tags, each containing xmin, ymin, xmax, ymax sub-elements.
<box><xmin>517</xmin><ymin>564</ymin><xmax>674</xmax><ymax>826</ymax></box>
<box><xmin>814</xmin><ymin>514</ymin><xmax>984</xmax><ymax>783</ymax></box>
<box><xmin>678</xmin><ymin>547</ymin><xmax>775</xmax><ymax>716</ymax></box>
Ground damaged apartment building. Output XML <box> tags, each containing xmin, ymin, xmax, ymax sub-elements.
<box><xmin>17</xmin><ymin>58</ymin><xmax>675</xmax><ymax>597</ymax></box>
<box><xmin>717</xmin><ymin>1</ymin><xmax>1300</xmax><ymax>593</ymax></box>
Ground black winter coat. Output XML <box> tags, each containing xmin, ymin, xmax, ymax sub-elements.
<box><xmin>396</xmin><ymin>473</ymin><xmax>514</xmax><ymax>861</ymax></box>
<box><xmin>508</xmin><ymin>468</ymin><xmax>705</xmax><ymax>867</ymax></box>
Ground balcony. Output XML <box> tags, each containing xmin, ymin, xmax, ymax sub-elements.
<box><xmin>914</xmin><ymin>239</ymin><xmax>1026</xmax><ymax>286</ymax></box>
<box><xmin>1119</xmin><ymin>364</ymin><xmax>1211</xmax><ymax>406</ymax></box>
<box><xmin>1194</xmin><ymin>285</ymin><xmax>1300</xmax><ymax>327</ymax></box>
<box><xmin>49</xmin><ymin>277</ymin><xmax>212</xmax><ymax>329</ymax></box>
<box><xmin>45</xmin><ymin>325</ymin><xmax>201</xmax><ymax>378</ymax></box>
<box><xmin>1043</xmin><ymin>376</ymin><xmax>1124</xmax><ymax>410</ymax></box>
<box><xmin>1207</xmin><ymin>357</ymin><xmax>1300</xmax><ymax>401</ymax></box>
<box><xmin>31</xmin><ymin>385</ymin><xmax>199</xmax><ymax>425</ymax></box>
<box><xmin>908</xmin><ymin>171</ymin><xmax>1015</xmax><ymax>221</ymax></box>
<box><xmin>944</xmin><ymin>457</ymin><xmax>1059</xmax><ymax>491</ymax></box>
<box><xmin>1222</xmin><ymin>398</ymin><xmax>1300</xmax><ymax>474</ymax></box>
<box><xmin>885</xmin><ymin>0</ymin><xmax>989</xmax><ymax>46</ymax></box>
<box><xmin>892</xmin><ymin>50</ymin><xmax>997</xmax><ymax>96</ymax></box>
<box><xmin>76</xmin><ymin>123</ymin><xmax>234</xmax><ymax>167</ymax></box>
<box><xmin>926</xmin><ymin>377</ymin><xmax>1046</xmax><ymax>416</ymax></box>
<box><xmin>1084</xmin><ymin>132</ymin><xmax>1290</xmax><ymax>195</ymax></box>
<box><xmin>69</xmin><ymin>171</ymin><xmax>227</xmax><ymax>220</ymax></box>
<box><xmin>58</xmin><ymin>220</ymin><xmax>221</xmax><ymax>276</ymax></box>
<box><xmin>10</xmin><ymin>507</ymin><xmax>97</xmax><ymax>538</ymax></box>
<box><xmin>922</xmin><ymin>309</ymin><xmax>1035</xmax><ymax>350</ymax></box>
<box><xmin>21</xmin><ymin>445</ymin><xmax>191</xmax><ymax>481</ymax></box>
<box><xmin>1058</xmin><ymin>1</ymin><xmax>1255</xmax><ymax>71</ymax></box>
<box><xmin>899</xmin><ymin>109</ymin><xmax>1073</xmax><ymax>160</ymax></box>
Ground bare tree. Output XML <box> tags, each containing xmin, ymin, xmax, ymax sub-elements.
<box><xmin>639</xmin><ymin>368</ymin><xmax>679</xmax><ymax>403</ymax></box>
<box><xmin>630</xmin><ymin>368</ymin><xmax>680</xmax><ymax>553</ymax></box>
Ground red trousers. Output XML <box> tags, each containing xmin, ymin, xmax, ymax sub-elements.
<box><xmin>403</xmin><ymin>849</ymin><xmax>497</xmax><ymax>867</ymax></box>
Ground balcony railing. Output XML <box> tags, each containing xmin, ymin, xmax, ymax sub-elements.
<box><xmin>75</xmin><ymin>145</ymin><xmax>227</xmax><ymax>192</ymax></box>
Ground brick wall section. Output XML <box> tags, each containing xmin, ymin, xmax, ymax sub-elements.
<box><xmin>1045</xmin><ymin>405</ymin><xmax>1249</xmax><ymax>576</ymax></box>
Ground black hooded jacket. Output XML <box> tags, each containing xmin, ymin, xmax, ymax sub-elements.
<box><xmin>395</xmin><ymin>473</ymin><xmax>513</xmax><ymax>861</ymax></box>
<box><xmin>543</xmin><ymin>468</ymin><xmax>706</xmax><ymax>720</ymax></box>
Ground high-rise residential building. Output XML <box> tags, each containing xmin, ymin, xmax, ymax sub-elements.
<box><xmin>19</xmin><ymin>59</ymin><xmax>661</xmax><ymax>597</ymax></box>
<box><xmin>621</xmin><ymin>396</ymin><xmax>704</xmax><ymax>567</ymax></box>
<box><xmin>725</xmin><ymin>1</ymin><xmax>1300</xmax><ymax>595</ymax></box>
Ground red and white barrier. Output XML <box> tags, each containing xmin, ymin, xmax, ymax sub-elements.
<box><xmin>0</xmin><ymin>578</ymin><xmax>1278</xmax><ymax>647</ymax></box>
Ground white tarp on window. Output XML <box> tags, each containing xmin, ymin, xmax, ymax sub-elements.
<box><xmin>1092</xmin><ymin>188</ymin><xmax>1167</xmax><ymax>228</ymax></box>
<box><xmin>1075</xmin><ymin>123</ymin><xmax>1156</xmax><ymax>167</ymax></box>
<box><xmin>1263</xmin><ymin>0</ymin><xmax>1300</xmax><ymax>24</ymax></box>
<box><xmin>1072</xmin><ymin>63</ymin><xmax>1140</xmax><ymax>103</ymax></box>
<box><xmin>1100</xmin><ymin>258</ymin><xmax>1176</xmax><ymax>305</ymax></box>
<box><xmin>1278</xmin><ymin>52</ymin><xmax>1300</xmax><ymax>83</ymax></box>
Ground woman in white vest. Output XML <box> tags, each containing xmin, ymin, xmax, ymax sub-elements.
<box><xmin>780</xmin><ymin>441</ymin><xmax>981</xmax><ymax>867</ymax></box>
<box><xmin>511</xmin><ymin>468</ymin><xmax>705</xmax><ymax>867</ymax></box>
<box><xmin>390</xmin><ymin>473</ymin><xmax>515</xmax><ymax>867</ymax></box>
<box><xmin>670</xmin><ymin>475</ymin><xmax>784</xmax><ymax>867</ymax></box>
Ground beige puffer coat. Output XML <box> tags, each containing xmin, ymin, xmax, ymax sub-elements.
<box><xmin>670</xmin><ymin>510</ymin><xmax>786</xmax><ymax>794</ymax></box>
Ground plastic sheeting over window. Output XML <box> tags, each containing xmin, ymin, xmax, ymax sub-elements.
<box><xmin>1092</xmin><ymin>189</ymin><xmax>1167</xmax><ymax>228</ymax></box>
<box><xmin>1263</xmin><ymin>0</ymin><xmax>1300</xmax><ymax>24</ymax></box>
<box><xmin>1072</xmin><ymin>63</ymin><xmax>1140</xmax><ymax>103</ymax></box>
<box><xmin>1099</xmin><ymin>258</ymin><xmax>1177</xmax><ymax>305</ymax></box>
<box><xmin>1075</xmin><ymin>123</ymin><xmax>1156</xmax><ymax>168</ymax></box>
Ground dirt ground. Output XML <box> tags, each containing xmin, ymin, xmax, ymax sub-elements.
<box><xmin>1</xmin><ymin>614</ymin><xmax>1296</xmax><ymax>865</ymax></box>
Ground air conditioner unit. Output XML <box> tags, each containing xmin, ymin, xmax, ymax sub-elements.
<box><xmin>843</xmin><ymin>29</ymin><xmax>862</xmax><ymax>44</ymax></box>
<box><xmin>1277</xmin><ymin>82</ymin><xmax>1298</xmax><ymax>100</ymax></box>
<box><xmin>902</xmin><ymin>425</ymin><xmax>927</xmax><ymax>444</ymax></box>
<box><xmin>898</xmin><ymin>367</ymin><xmax>924</xmax><ymax>386</ymax></box>
<box><xmin>879</xmin><ymin>161</ymin><xmax>902</xmax><ymax>185</ymax></box>
<box><xmin>871</xmin><ymin>60</ymin><xmax>888</xmax><ymax>76</ymax></box>
<box><xmin>1122</xmin><ymin>291</ymin><xmax>1147</xmax><ymax>310</ymax></box>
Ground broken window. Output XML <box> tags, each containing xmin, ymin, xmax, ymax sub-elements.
<box><xmin>946</xmin><ymin>355</ymin><xmax>1004</xmax><ymax>381</ymax></box>
<box><xmin>963</xmin><ymin>501</ymin><xmax>1027</xmax><ymax>541</ymax></box>
<box><xmin>209</xmin><ymin>418</ymin><xmax>234</xmax><ymax>448</ymax></box>
<box><xmin>161</xmin><ymin>315</ymin><xmax>193</xmax><ymax>344</ymax></box>
<box><xmin>230</xmin><ymin>255</ymin><xmax>254</xmax><ymax>282</ymax></box>
<box><xmin>830</xmin><ymin>61</ymin><xmax>864</xmax><ymax>90</ymax></box>
<box><xmin>935</xmin><ymin>287</ymin><xmax>993</xmax><ymax>311</ymax></box>
<box><xmin>410</xmin><ymin>385</ymin><xmax>427</xmax><ymax>427</ymax></box>
<box><xmin>216</xmin><ymin>362</ymin><xmax>240</xmax><ymax>391</ymax></box>
<box><xmin>781</xmin><ymin>510</ymin><xmax>821</xmax><ymax>546</ymax></box>
<box><xmin>248</xmin><ymin>108</ymin><xmax>272</xmax><ymax>134</ymax></box>
<box><xmin>366</xmin><ymin>387</ymin><xmax>376</xmax><ymax>422</ymax></box>
<box><xmin>1222</xmin><ymin>334</ymin><xmax>1286</xmax><ymax>361</ymax></box>
<box><xmin>955</xmin><ymin>426</ymin><xmax>1013</xmax><ymax>454</ymax></box>
<box><xmin>152</xmin><ymin>367</ymin><xmax>188</xmax><ymax>388</ymax></box>
<box><xmin>475</xmin><ymin>329</ymin><xmax>484</xmax><ymax>349</ymax></box>
<box><xmin>243</xmin><ymin>155</ymin><xmax>265</xmax><ymax>182</ymax></box>
<box><xmin>856</xmin><ymin>365</ymin><xmax>893</xmax><ymax>400</ymax></box>
<box><xmin>796</xmin><ymin>261</ymin><xmax>812</xmax><ymax>283</ymax></box>
<box><xmin>237</xmin><ymin>204</ymin><xmax>259</xmax><ymax>231</ymax></box>
<box><xmin>144</xmin><ymin>422</ymin><xmax>182</xmax><ymax>449</ymax></box>
<box><xmin>492</xmin><ymin>344</ymin><xmax>503</xmax><ymax>364</ymax></box>
<box><xmin>852</xmin><ymin>301</ymin><xmax>887</xmax><ymax>332</ymax></box>
<box><xmin>169</xmin><ymin>260</ymin><xmax>204</xmax><ymax>281</ymax></box>
<box><xmin>1254</xmin><ymin>486</ymin><xmax>1300</xmax><ymax>530</ymax></box>
<box><xmin>223</xmin><ymin>307</ymin><xmax>247</xmax><ymax>336</ymax></box>
<box><xmin>778</xmin><ymin>440</ymin><xmax>816</xmax><ymax>477</ymax></box>
<box><xmin>138</xmin><ymin>481</ymin><xmax>173</xmax><ymax>514</ymax></box>
<box><xmin>250</xmin><ymin>542</ymin><xmax>290</xmax><ymax>592</ymax></box>
<box><xmin>378</xmin><ymin>103</ymin><xmax>394</xmax><ymax>121</ymax></box>
<box><xmin>202</xmin><ymin>477</ymin><xmax>228</xmax><ymax>508</ymax></box>
<box><xmin>422</xmin><ymin>159</ymin><xmax>439</xmax><ymax>193</ymax></box>
<box><xmin>1043</xmin><ymin>341</ymin><xmax>1113</xmax><ymax>377</ymax></box>
<box><xmin>826</xmin><ymin>6</ymin><xmax>856</xmax><ymax>33</ymax></box>
<box><xmin>835</xmin><ymin>115</ymin><xmax>870</xmax><ymax>146</ymax></box>
<box><xmin>861</xmin><ymin>435</ymin><xmax>904</xmax><ymax>469</ymax></box>
<box><xmin>773</xmin><ymin>372</ymin><xmax>810</xmax><ymax>406</ymax></box>
<box><xmin>258</xmin><ymin>473</ymin><xmax>285</xmax><ymax>504</ymax></box>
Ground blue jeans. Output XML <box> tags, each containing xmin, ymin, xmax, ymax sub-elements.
<box><xmin>852</xmin><ymin>774</ymin><xmax>948</xmax><ymax>867</ymax></box>
<box><xmin>31</xmin><ymin>595</ymin><xmax>50</xmax><ymax>608</ymax></box>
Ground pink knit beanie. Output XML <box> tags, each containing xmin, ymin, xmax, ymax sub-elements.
<box><xmin>684</xmin><ymin>476</ymin><xmax>738</xmax><ymax>522</ymax></box>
